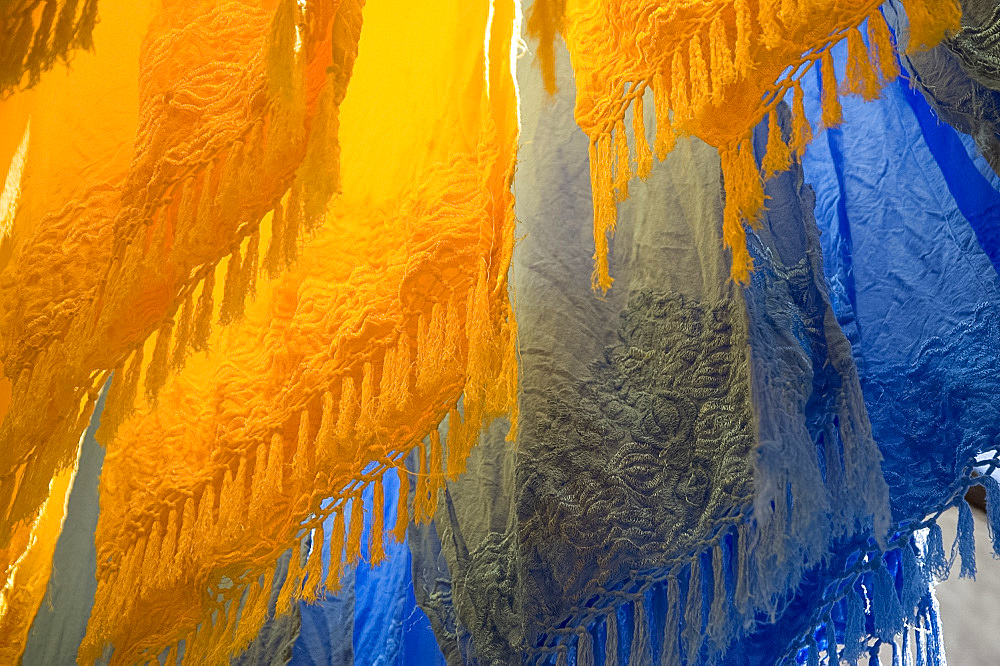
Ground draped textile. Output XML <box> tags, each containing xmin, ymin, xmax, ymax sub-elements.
<box><xmin>2</xmin><ymin>0</ymin><xmax>999</xmax><ymax>663</ymax></box>
<box><xmin>527</xmin><ymin>0</ymin><xmax>959</xmax><ymax>288</ymax></box>
<box><xmin>0</xmin><ymin>0</ymin><xmax>519</xmax><ymax>662</ymax></box>
<box><xmin>406</xmin><ymin>10</ymin><xmax>1000</xmax><ymax>666</ymax></box>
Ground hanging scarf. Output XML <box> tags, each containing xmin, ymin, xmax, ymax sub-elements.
<box><xmin>75</xmin><ymin>0</ymin><xmax>519</xmax><ymax>662</ymax></box>
<box><xmin>526</xmin><ymin>0</ymin><xmax>959</xmax><ymax>288</ymax></box>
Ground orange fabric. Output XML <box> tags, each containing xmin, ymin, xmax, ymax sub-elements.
<box><xmin>66</xmin><ymin>0</ymin><xmax>514</xmax><ymax>662</ymax></box>
<box><xmin>0</xmin><ymin>0</ymin><xmax>370</xmax><ymax>661</ymax></box>
<box><xmin>527</xmin><ymin>0</ymin><xmax>961</xmax><ymax>289</ymax></box>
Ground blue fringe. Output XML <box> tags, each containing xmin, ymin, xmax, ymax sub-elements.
<box><xmin>982</xmin><ymin>475</ymin><xmax>1000</xmax><ymax>556</ymax></box>
<box><xmin>924</xmin><ymin>523</ymin><xmax>949</xmax><ymax>581</ymax></box>
<box><xmin>956</xmin><ymin>499</ymin><xmax>977</xmax><ymax>579</ymax></box>
<box><xmin>843</xmin><ymin>583</ymin><xmax>866</xmax><ymax>664</ymax></box>
<box><xmin>871</xmin><ymin>558</ymin><xmax>904</xmax><ymax>643</ymax></box>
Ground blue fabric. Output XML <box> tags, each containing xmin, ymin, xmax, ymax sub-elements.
<box><xmin>290</xmin><ymin>468</ymin><xmax>445</xmax><ymax>666</ymax></box>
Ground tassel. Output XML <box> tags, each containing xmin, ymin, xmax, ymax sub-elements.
<box><xmin>219</xmin><ymin>245</ymin><xmax>244</xmax><ymax>325</ymax></box>
<box><xmin>734</xmin><ymin>523</ymin><xmax>750</xmax><ymax>617</ymax></box>
<box><xmin>955</xmin><ymin>498</ymin><xmax>977</xmax><ymax>579</ymax></box>
<box><xmin>335</xmin><ymin>377</ymin><xmax>357</xmax><ymax>443</ymax></box>
<box><xmin>101</xmin><ymin>346</ymin><xmax>144</xmax><ymax>440</ymax></box>
<box><xmin>893</xmin><ymin>637</ymin><xmax>902</xmax><ymax>666</ymax></box>
<box><xmin>632</xmin><ymin>95</ymin><xmax>653</xmax><ymax>180</ymax></box>
<box><xmin>144</xmin><ymin>319</ymin><xmax>173</xmax><ymax>404</ymax></box>
<box><xmin>870</xmin><ymin>643</ymin><xmax>883</xmax><ymax>666</ymax></box>
<box><xmin>393</xmin><ymin>332</ymin><xmax>412</xmax><ymax>412</ymax></box>
<box><xmin>357</xmin><ymin>362</ymin><xmax>376</xmax><ymax>440</ymax></box>
<box><xmin>868</xmin><ymin>10</ymin><xmax>900</xmax><ymax>83</ymax></box>
<box><xmin>302</xmin><ymin>523</ymin><xmax>325</xmax><ymax>602</ymax></box>
<box><xmin>195</xmin><ymin>160</ymin><xmax>215</xmax><ymax>237</ymax></box>
<box><xmin>709</xmin><ymin>16</ymin><xmax>735</xmax><ymax>97</ymax></box>
<box><xmin>249</xmin><ymin>443</ymin><xmax>268</xmax><ymax>525</ymax></box>
<box><xmin>758</xmin><ymin>0</ymin><xmax>780</xmax><ymax>49</ymax></box>
<box><xmin>370</xmin><ymin>477</ymin><xmax>386</xmax><ymax>565</ymax></box>
<box><xmin>171</xmin><ymin>291</ymin><xmax>194</xmax><ymax>370</ymax></box>
<box><xmin>392</xmin><ymin>466</ymin><xmax>410</xmax><ymax>542</ymax></box>
<box><xmin>688</xmin><ymin>36</ymin><xmax>710</xmax><ymax>110</ymax></box>
<box><xmin>283</xmin><ymin>186</ymin><xmax>301</xmax><ymax>268</ymax></box>
<box><xmin>720</xmin><ymin>139</ymin><xmax>763</xmax><ymax>284</ymax></box>
<box><xmin>707</xmin><ymin>544</ymin><xmax>729</xmax><ymax>650</ymax></box>
<box><xmin>604</xmin><ymin>609</ymin><xmax>619</xmax><ymax>666</ymax></box>
<box><xmin>414</xmin><ymin>441</ymin><xmax>430</xmax><ymax>523</ymax></box>
<box><xmin>900</xmin><ymin>540</ymin><xmax>926</xmax><ymax>615</ymax></box>
<box><xmin>733</xmin><ymin>0</ymin><xmax>751</xmax><ymax>77</ymax></box>
<box><xmin>444</xmin><ymin>412</ymin><xmax>462</xmax><ymax>480</ymax></box>
<box><xmin>613</xmin><ymin>121</ymin><xmax>631</xmax><ymax>202</ymax></box>
<box><xmin>778</xmin><ymin>0</ymin><xmax>798</xmax><ymax>28</ymax></box>
<box><xmin>762</xmin><ymin>109</ymin><xmax>791</xmax><ymax>178</ymax></box>
<box><xmin>820</xmin><ymin>50</ymin><xmax>843</xmax><ymax>128</ymax></box>
<box><xmin>589</xmin><ymin>134</ymin><xmax>616</xmax><ymax>294</ymax></box>
<box><xmin>164</xmin><ymin>643</ymin><xmax>178</xmax><ymax>666</ymax></box>
<box><xmin>872</xmin><ymin>558</ymin><xmax>905</xmax><ymax>642</ymax></box>
<box><xmin>846</xmin><ymin>27</ymin><xmax>880</xmax><ymax>101</ymax></box>
<box><xmin>806</xmin><ymin>636</ymin><xmax>820</xmax><ymax>666</ymax></box>
<box><xmin>292</xmin><ymin>410</ymin><xmax>311</xmax><ymax>499</ymax></box>
<box><xmin>377</xmin><ymin>346</ymin><xmax>397</xmax><ymax>422</ymax></box>
<box><xmin>660</xmin><ymin>576</ymin><xmax>681</xmax><ymax>666</ymax></box>
<box><xmin>555</xmin><ymin>648</ymin><xmax>568</xmax><ymax>666</ymax></box>
<box><xmin>276</xmin><ymin>544</ymin><xmax>303</xmax><ymax>615</ymax></box>
<box><xmin>652</xmin><ymin>71</ymin><xmax>676</xmax><ymax>160</ymax></box>
<box><xmin>682</xmin><ymin>557</ymin><xmax>704</xmax><ymax>661</ymax></box>
<box><xmin>577</xmin><ymin>631</ymin><xmax>595</xmax><ymax>666</ymax></box>
<box><xmin>631</xmin><ymin>598</ymin><xmax>651</xmax><ymax>665</ymax></box>
<box><xmin>790</xmin><ymin>82</ymin><xmax>812</xmax><ymax>157</ymax></box>
<box><xmin>265</xmin><ymin>432</ymin><xmax>284</xmax><ymax>501</ymax></box>
<box><xmin>160</xmin><ymin>508</ymin><xmax>179</xmax><ymax>585</ymax></box>
<box><xmin>191</xmin><ymin>268</ymin><xmax>216</xmax><ymax>353</ymax></box>
<box><xmin>139</xmin><ymin>520</ymin><xmax>163</xmax><ymax>598</ymax></box>
<box><xmin>346</xmin><ymin>495</ymin><xmax>364</xmax><ymax>563</ymax></box>
<box><xmin>195</xmin><ymin>485</ymin><xmax>216</xmax><ymax>558</ymax></box>
<box><xmin>243</xmin><ymin>227</ymin><xmax>260</xmax><ymax>300</ymax></box>
<box><xmin>925</xmin><ymin>521</ymin><xmax>949</xmax><ymax>580</ymax></box>
<box><xmin>326</xmin><ymin>510</ymin><xmax>346</xmax><ymax>593</ymax></box>
<box><xmin>844</xmin><ymin>584</ymin><xmax>866</xmax><ymax>664</ymax></box>
<box><xmin>670</xmin><ymin>50</ymin><xmax>690</xmax><ymax>122</ymax></box>
<box><xmin>981</xmin><ymin>475</ymin><xmax>1000</xmax><ymax>556</ymax></box>
<box><xmin>265</xmin><ymin>198</ymin><xmax>285</xmax><ymax>278</ymax></box>
<box><xmin>175</xmin><ymin>497</ymin><xmax>196</xmax><ymax>571</ymax></box>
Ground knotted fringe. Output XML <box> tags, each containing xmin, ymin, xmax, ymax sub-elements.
<box><xmin>571</xmin><ymin>1</ymin><xmax>955</xmax><ymax>288</ymax></box>
<box><xmin>604</xmin><ymin>608</ymin><xmax>618</xmax><ymax>666</ymax></box>
<box><xmin>536</xmin><ymin>469</ymin><xmax>1000</xmax><ymax>666</ymax></box>
<box><xmin>85</xmin><ymin>258</ymin><xmax>518</xmax><ymax>663</ymax></box>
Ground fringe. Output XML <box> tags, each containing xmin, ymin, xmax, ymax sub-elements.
<box><xmin>681</xmin><ymin>556</ymin><xmax>704</xmax><ymax>660</ymax></box>
<box><xmin>604</xmin><ymin>608</ymin><xmax>619</xmax><ymax>666</ymax></box>
<box><xmin>955</xmin><ymin>498</ymin><xmax>976</xmax><ymax>579</ymax></box>
<box><xmin>191</xmin><ymin>269</ymin><xmax>216</xmax><ymax>353</ymax></box>
<box><xmin>820</xmin><ymin>50</ymin><xmax>843</xmax><ymax>129</ymax></box>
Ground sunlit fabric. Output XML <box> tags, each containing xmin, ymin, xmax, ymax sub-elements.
<box><xmin>2</xmin><ymin>0</ymin><xmax>999</xmax><ymax>664</ymax></box>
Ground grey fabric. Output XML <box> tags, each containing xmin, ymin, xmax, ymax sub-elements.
<box><xmin>408</xmin><ymin>29</ymin><xmax>756</xmax><ymax>663</ymax></box>
<box><xmin>21</xmin><ymin>391</ymin><xmax>107</xmax><ymax>666</ymax></box>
